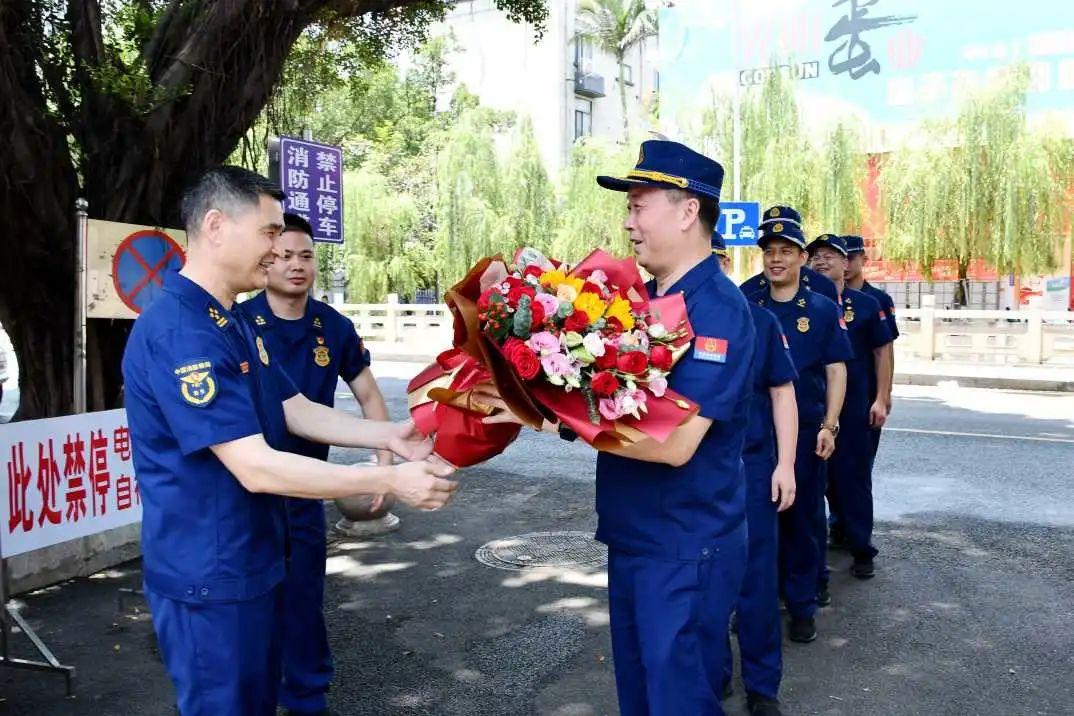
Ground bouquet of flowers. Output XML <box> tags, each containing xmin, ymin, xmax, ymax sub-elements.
<box><xmin>408</xmin><ymin>248</ymin><xmax>698</xmax><ymax>467</ymax></box>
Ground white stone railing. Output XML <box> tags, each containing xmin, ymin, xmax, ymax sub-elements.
<box><xmin>338</xmin><ymin>299</ymin><xmax>1074</xmax><ymax>365</ymax></box>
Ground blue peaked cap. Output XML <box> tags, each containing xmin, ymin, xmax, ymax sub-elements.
<box><xmin>597</xmin><ymin>140</ymin><xmax>724</xmax><ymax>201</ymax></box>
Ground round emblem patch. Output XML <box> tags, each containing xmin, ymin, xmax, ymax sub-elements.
<box><xmin>313</xmin><ymin>345</ymin><xmax>331</xmax><ymax>367</ymax></box>
<box><xmin>769</xmin><ymin>207</ymin><xmax>780</xmax><ymax>218</ymax></box>
<box><xmin>796</xmin><ymin>317</ymin><xmax>810</xmax><ymax>333</ymax></box>
<box><xmin>256</xmin><ymin>336</ymin><xmax>270</xmax><ymax>365</ymax></box>
<box><xmin>773</xmin><ymin>223</ymin><xmax>784</xmax><ymax>233</ymax></box>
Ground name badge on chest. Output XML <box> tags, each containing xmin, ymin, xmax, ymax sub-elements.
<box><xmin>694</xmin><ymin>336</ymin><xmax>728</xmax><ymax>363</ymax></box>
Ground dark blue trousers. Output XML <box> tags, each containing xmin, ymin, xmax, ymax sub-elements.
<box><xmin>827</xmin><ymin>417</ymin><xmax>879</xmax><ymax>562</ymax></box>
<box><xmin>147</xmin><ymin>585</ymin><xmax>283</xmax><ymax>715</ymax></box>
<box><xmin>607</xmin><ymin>525</ymin><xmax>747</xmax><ymax>716</ymax></box>
<box><xmin>723</xmin><ymin>455</ymin><xmax>782</xmax><ymax>699</ymax></box>
<box><xmin>779</xmin><ymin>426</ymin><xmax>826</xmax><ymax>619</ymax></box>
<box><xmin>279</xmin><ymin>497</ymin><xmax>334</xmax><ymax>714</ymax></box>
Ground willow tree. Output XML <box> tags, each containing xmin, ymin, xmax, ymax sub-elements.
<box><xmin>882</xmin><ymin>64</ymin><xmax>1074</xmax><ymax>304</ymax></box>
<box><xmin>0</xmin><ymin>0</ymin><xmax>546</xmax><ymax>419</ymax></box>
<box><xmin>341</xmin><ymin>170</ymin><xmax>429</xmax><ymax>302</ymax></box>
<box><xmin>551</xmin><ymin>139</ymin><xmax>634</xmax><ymax>261</ymax></box>
<box><xmin>812</xmin><ymin>121</ymin><xmax>866</xmax><ymax>233</ymax></box>
<box><xmin>433</xmin><ymin>106</ymin><xmax>514</xmax><ymax>284</ymax></box>
<box><xmin>502</xmin><ymin>116</ymin><xmax>556</xmax><ymax>254</ymax></box>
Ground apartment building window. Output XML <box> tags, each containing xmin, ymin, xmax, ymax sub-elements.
<box><xmin>621</xmin><ymin>63</ymin><xmax>634</xmax><ymax>86</ymax></box>
<box><xmin>575</xmin><ymin>98</ymin><xmax>593</xmax><ymax>140</ymax></box>
<box><xmin>575</xmin><ymin>35</ymin><xmax>594</xmax><ymax>70</ymax></box>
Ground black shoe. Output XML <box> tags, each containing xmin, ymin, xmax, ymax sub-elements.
<box><xmin>746</xmin><ymin>692</ymin><xmax>784</xmax><ymax>716</ymax></box>
<box><xmin>817</xmin><ymin>584</ymin><xmax>831</xmax><ymax>607</ymax></box>
<box><xmin>851</xmin><ymin>558</ymin><xmax>876</xmax><ymax>580</ymax></box>
<box><xmin>284</xmin><ymin>710</ymin><xmax>332</xmax><ymax>716</ymax></box>
<box><xmin>828</xmin><ymin>529</ymin><xmax>848</xmax><ymax>550</ymax></box>
<box><xmin>722</xmin><ymin>681</ymin><xmax>734</xmax><ymax>700</ymax></box>
<box><xmin>789</xmin><ymin>616</ymin><xmax>817</xmax><ymax>643</ymax></box>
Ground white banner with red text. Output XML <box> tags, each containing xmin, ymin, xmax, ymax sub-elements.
<box><xmin>1</xmin><ymin>409</ymin><xmax>140</xmax><ymax>558</ymax></box>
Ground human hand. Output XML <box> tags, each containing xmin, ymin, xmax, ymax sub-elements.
<box><xmin>869</xmin><ymin>399</ymin><xmax>889</xmax><ymax>428</ymax></box>
<box><xmin>387</xmin><ymin>420</ymin><xmax>434</xmax><ymax>461</ymax></box>
<box><xmin>816</xmin><ymin>428</ymin><xmax>836</xmax><ymax>460</ymax></box>
<box><xmin>389</xmin><ymin>459</ymin><xmax>458</xmax><ymax>511</ymax></box>
<box><xmin>771</xmin><ymin>463</ymin><xmax>796</xmax><ymax>512</ymax></box>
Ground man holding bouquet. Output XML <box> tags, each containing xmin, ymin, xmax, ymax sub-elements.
<box><xmin>479</xmin><ymin>140</ymin><xmax>757</xmax><ymax>716</ymax></box>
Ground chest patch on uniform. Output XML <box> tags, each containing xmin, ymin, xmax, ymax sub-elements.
<box><xmin>256</xmin><ymin>336</ymin><xmax>270</xmax><ymax>365</ymax></box>
<box><xmin>796</xmin><ymin>298</ymin><xmax>807</xmax><ymax>308</ymax></box>
<box><xmin>174</xmin><ymin>358</ymin><xmax>217</xmax><ymax>407</ymax></box>
<box><xmin>313</xmin><ymin>345</ymin><xmax>331</xmax><ymax>367</ymax></box>
<box><xmin>313</xmin><ymin>316</ymin><xmax>323</xmax><ymax>329</ymax></box>
<box><xmin>254</xmin><ymin>314</ymin><xmax>267</xmax><ymax>326</ymax></box>
<box><xmin>844</xmin><ymin>308</ymin><xmax>855</xmax><ymax>323</ymax></box>
<box><xmin>694</xmin><ymin>336</ymin><xmax>728</xmax><ymax>363</ymax></box>
<box><xmin>796</xmin><ymin>317</ymin><xmax>810</xmax><ymax>333</ymax></box>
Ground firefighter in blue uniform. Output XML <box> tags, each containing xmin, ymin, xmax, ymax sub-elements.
<box><xmin>241</xmin><ymin>213</ymin><xmax>398</xmax><ymax>715</ymax></box>
<box><xmin>477</xmin><ymin>140</ymin><xmax>757</xmax><ymax>715</ymax></box>
<box><xmin>744</xmin><ymin>211</ymin><xmax>853</xmax><ymax>644</ymax></box>
<box><xmin>740</xmin><ymin>207</ymin><xmax>839</xmax><ymax>303</ymax></box>
<box><xmin>122</xmin><ymin>166</ymin><xmax>457</xmax><ymax>715</ymax></box>
<box><xmin>808</xmin><ymin>235</ymin><xmax>893</xmax><ymax>581</ymax></box>
<box><xmin>843</xmin><ymin>234</ymin><xmax>899</xmax><ymax>460</ymax></box>
<box><xmin>715</xmin><ymin>234</ymin><xmax>798</xmax><ymax>716</ymax></box>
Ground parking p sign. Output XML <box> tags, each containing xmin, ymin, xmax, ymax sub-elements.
<box><xmin>717</xmin><ymin>201</ymin><xmax>760</xmax><ymax>247</ymax></box>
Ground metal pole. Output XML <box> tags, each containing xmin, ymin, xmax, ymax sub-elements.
<box><xmin>74</xmin><ymin>199</ymin><xmax>89</xmax><ymax>415</ymax></box>
<box><xmin>302</xmin><ymin>127</ymin><xmax>313</xmax><ymax>141</ymax></box>
<box><xmin>731</xmin><ymin>2</ymin><xmax>745</xmax><ymax>279</ymax></box>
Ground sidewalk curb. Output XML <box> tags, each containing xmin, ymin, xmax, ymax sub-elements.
<box><xmin>370</xmin><ymin>350</ymin><xmax>1074</xmax><ymax>393</ymax></box>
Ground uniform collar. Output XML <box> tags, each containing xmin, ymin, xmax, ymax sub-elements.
<box><xmin>163</xmin><ymin>271</ymin><xmax>235</xmax><ymax>316</ymax></box>
<box><xmin>756</xmin><ymin>281</ymin><xmax>810</xmax><ymax>309</ymax></box>
<box><xmin>649</xmin><ymin>255</ymin><xmax>720</xmax><ymax>300</ymax></box>
<box><xmin>245</xmin><ymin>291</ymin><xmax>326</xmax><ymax>332</ymax></box>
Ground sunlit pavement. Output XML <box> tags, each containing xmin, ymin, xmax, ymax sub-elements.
<box><xmin>3</xmin><ymin>377</ymin><xmax>1073</xmax><ymax>715</ymax></box>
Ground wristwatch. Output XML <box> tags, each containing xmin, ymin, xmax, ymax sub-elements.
<box><xmin>820</xmin><ymin>422</ymin><xmax>840</xmax><ymax>438</ymax></box>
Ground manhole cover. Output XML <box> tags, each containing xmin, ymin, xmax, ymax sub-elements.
<box><xmin>475</xmin><ymin>531</ymin><xmax>607</xmax><ymax>571</ymax></box>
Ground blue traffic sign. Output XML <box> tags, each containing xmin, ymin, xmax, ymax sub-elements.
<box><xmin>112</xmin><ymin>230</ymin><xmax>185</xmax><ymax>315</ymax></box>
<box><xmin>717</xmin><ymin>201</ymin><xmax>761</xmax><ymax>247</ymax></box>
<box><xmin>279</xmin><ymin>136</ymin><xmax>344</xmax><ymax>244</ymax></box>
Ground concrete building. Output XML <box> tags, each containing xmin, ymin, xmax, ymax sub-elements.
<box><xmin>431</xmin><ymin>0</ymin><xmax>661</xmax><ymax>173</ymax></box>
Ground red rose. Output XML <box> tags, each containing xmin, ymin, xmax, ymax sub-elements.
<box><xmin>508</xmin><ymin>284</ymin><xmax>536</xmax><ymax>304</ymax></box>
<box><xmin>502</xmin><ymin>337</ymin><xmax>541</xmax><ymax>381</ymax></box>
<box><xmin>529</xmin><ymin>300</ymin><xmax>546</xmax><ymax>330</ymax></box>
<box><xmin>594</xmin><ymin>347</ymin><xmax>618</xmax><ymax>370</ymax></box>
<box><xmin>590</xmin><ymin>371</ymin><xmax>620</xmax><ymax>397</ymax></box>
<box><xmin>564</xmin><ymin>310</ymin><xmax>590</xmax><ymax>333</ymax></box>
<box><xmin>604</xmin><ymin>316</ymin><xmax>623</xmax><ymax>334</ymax></box>
<box><xmin>581</xmin><ymin>281</ymin><xmax>603</xmax><ymax>296</ymax></box>
<box><xmin>522</xmin><ymin>265</ymin><xmax>545</xmax><ymax>281</ymax></box>
<box><xmin>617</xmin><ymin>351</ymin><xmax>648</xmax><ymax>375</ymax></box>
<box><xmin>649</xmin><ymin>344</ymin><xmax>673</xmax><ymax>372</ymax></box>
<box><xmin>478</xmin><ymin>287</ymin><xmax>500</xmax><ymax>312</ymax></box>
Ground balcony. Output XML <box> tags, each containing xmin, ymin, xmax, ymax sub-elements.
<box><xmin>574</xmin><ymin>71</ymin><xmax>606</xmax><ymax>98</ymax></box>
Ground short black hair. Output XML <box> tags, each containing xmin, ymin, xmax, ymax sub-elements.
<box><xmin>667</xmin><ymin>189</ymin><xmax>720</xmax><ymax>235</ymax></box>
<box><xmin>283</xmin><ymin>213</ymin><xmax>314</xmax><ymax>238</ymax></box>
<box><xmin>180</xmin><ymin>165</ymin><xmax>285</xmax><ymax>236</ymax></box>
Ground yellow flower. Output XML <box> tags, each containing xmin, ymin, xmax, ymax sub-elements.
<box><xmin>573</xmin><ymin>291</ymin><xmax>607</xmax><ymax>325</ymax></box>
<box><xmin>540</xmin><ymin>269</ymin><xmax>583</xmax><ymax>294</ymax></box>
<box><xmin>604</xmin><ymin>297</ymin><xmax>636</xmax><ymax>331</ymax></box>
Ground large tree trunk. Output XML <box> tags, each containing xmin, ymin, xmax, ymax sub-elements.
<box><xmin>0</xmin><ymin>1</ymin><xmax>309</xmax><ymax>419</ymax></box>
<box><xmin>955</xmin><ymin>259</ymin><xmax>970</xmax><ymax>307</ymax></box>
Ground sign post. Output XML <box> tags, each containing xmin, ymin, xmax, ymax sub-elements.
<box><xmin>274</xmin><ymin>135</ymin><xmax>344</xmax><ymax>245</ymax></box>
<box><xmin>74</xmin><ymin>199</ymin><xmax>88</xmax><ymax>415</ymax></box>
<box><xmin>717</xmin><ymin>201</ymin><xmax>761</xmax><ymax>247</ymax></box>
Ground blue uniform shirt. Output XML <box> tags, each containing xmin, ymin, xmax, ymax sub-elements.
<box><xmin>839</xmin><ymin>288</ymin><xmax>892</xmax><ymax>419</ymax></box>
<box><xmin>595</xmin><ymin>255</ymin><xmax>756</xmax><ymax>562</ymax></box>
<box><xmin>241</xmin><ymin>293</ymin><xmax>369</xmax><ymax>460</ymax></box>
<box><xmin>122</xmin><ymin>272</ymin><xmax>300</xmax><ymax>604</ymax></box>
<box><xmin>743</xmin><ymin>304</ymin><xmax>798</xmax><ymax>462</ymax></box>
<box><xmin>860</xmin><ymin>281</ymin><xmax>900</xmax><ymax>342</ymax></box>
<box><xmin>740</xmin><ymin>265</ymin><xmax>839</xmax><ymax>304</ymax></box>
<box><xmin>748</xmin><ymin>283</ymin><xmax>853</xmax><ymax>426</ymax></box>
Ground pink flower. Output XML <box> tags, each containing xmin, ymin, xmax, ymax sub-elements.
<box><xmin>541</xmin><ymin>352</ymin><xmax>574</xmax><ymax>379</ymax></box>
<box><xmin>598</xmin><ymin>396</ymin><xmax>623</xmax><ymax>421</ymax></box>
<box><xmin>533</xmin><ymin>292</ymin><xmax>560</xmax><ymax>317</ymax></box>
<box><xmin>527</xmin><ymin>331</ymin><xmax>561</xmax><ymax>357</ymax></box>
<box><xmin>598</xmin><ymin>389</ymin><xmax>648</xmax><ymax>421</ymax></box>
<box><xmin>647</xmin><ymin>374</ymin><xmax>668</xmax><ymax>398</ymax></box>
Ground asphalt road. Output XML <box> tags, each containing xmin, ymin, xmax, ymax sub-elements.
<box><xmin>1</xmin><ymin>370</ymin><xmax>1072</xmax><ymax>716</ymax></box>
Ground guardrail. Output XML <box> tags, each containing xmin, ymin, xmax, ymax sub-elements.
<box><xmin>337</xmin><ymin>300</ymin><xmax>1074</xmax><ymax>365</ymax></box>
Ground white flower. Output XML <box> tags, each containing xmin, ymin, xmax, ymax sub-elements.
<box><xmin>582</xmin><ymin>332</ymin><xmax>606</xmax><ymax>357</ymax></box>
<box><xmin>647</xmin><ymin>323</ymin><xmax>667</xmax><ymax>339</ymax></box>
